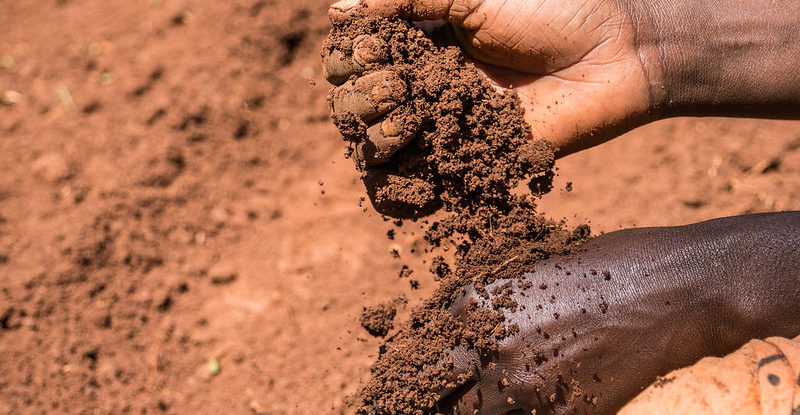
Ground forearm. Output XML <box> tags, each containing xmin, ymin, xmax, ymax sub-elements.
<box><xmin>581</xmin><ymin>212</ymin><xmax>800</xmax><ymax>358</ymax></box>
<box><xmin>625</xmin><ymin>0</ymin><xmax>800</xmax><ymax>118</ymax></box>
<box><xmin>626</xmin><ymin>212</ymin><xmax>800</xmax><ymax>345</ymax></box>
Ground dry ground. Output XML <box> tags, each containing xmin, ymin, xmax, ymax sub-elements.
<box><xmin>1</xmin><ymin>0</ymin><xmax>799</xmax><ymax>413</ymax></box>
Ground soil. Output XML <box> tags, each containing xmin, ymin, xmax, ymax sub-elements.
<box><xmin>325</xmin><ymin>9</ymin><xmax>590</xmax><ymax>414</ymax></box>
<box><xmin>359</xmin><ymin>302</ymin><xmax>396</xmax><ymax>337</ymax></box>
<box><xmin>1</xmin><ymin>1</ymin><xmax>800</xmax><ymax>415</ymax></box>
<box><xmin>324</xmin><ymin>9</ymin><xmax>554</xmax><ymax>219</ymax></box>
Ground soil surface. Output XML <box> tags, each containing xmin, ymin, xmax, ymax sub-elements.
<box><xmin>1</xmin><ymin>1</ymin><xmax>800</xmax><ymax>414</ymax></box>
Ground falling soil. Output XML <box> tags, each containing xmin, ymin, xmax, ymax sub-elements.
<box><xmin>360</xmin><ymin>302</ymin><xmax>397</xmax><ymax>338</ymax></box>
<box><xmin>324</xmin><ymin>7</ymin><xmax>590</xmax><ymax>414</ymax></box>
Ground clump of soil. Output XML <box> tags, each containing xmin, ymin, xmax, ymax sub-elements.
<box><xmin>324</xmin><ymin>7</ymin><xmax>590</xmax><ymax>415</ymax></box>
<box><xmin>324</xmin><ymin>8</ymin><xmax>554</xmax><ymax>219</ymax></box>
<box><xmin>360</xmin><ymin>302</ymin><xmax>397</xmax><ymax>337</ymax></box>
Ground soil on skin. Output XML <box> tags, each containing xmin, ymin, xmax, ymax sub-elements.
<box><xmin>2</xmin><ymin>1</ymin><xmax>800</xmax><ymax>414</ymax></box>
<box><xmin>325</xmin><ymin>9</ymin><xmax>589</xmax><ymax>414</ymax></box>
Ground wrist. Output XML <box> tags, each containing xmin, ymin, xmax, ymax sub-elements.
<box><xmin>622</xmin><ymin>0</ymin><xmax>800</xmax><ymax>119</ymax></box>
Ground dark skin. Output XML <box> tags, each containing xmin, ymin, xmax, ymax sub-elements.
<box><xmin>440</xmin><ymin>212</ymin><xmax>800</xmax><ymax>414</ymax></box>
<box><xmin>324</xmin><ymin>0</ymin><xmax>800</xmax><ymax>412</ymax></box>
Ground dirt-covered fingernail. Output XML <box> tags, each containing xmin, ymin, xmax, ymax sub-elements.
<box><xmin>330</xmin><ymin>70</ymin><xmax>407</xmax><ymax>123</ymax></box>
<box><xmin>368</xmin><ymin>71</ymin><xmax>406</xmax><ymax>114</ymax></box>
<box><xmin>331</xmin><ymin>0</ymin><xmax>358</xmax><ymax>11</ymax></box>
<box><xmin>329</xmin><ymin>0</ymin><xmax>359</xmax><ymax>22</ymax></box>
<box><xmin>322</xmin><ymin>48</ymin><xmax>363</xmax><ymax>86</ymax></box>
<box><xmin>379</xmin><ymin>117</ymin><xmax>404</xmax><ymax>138</ymax></box>
<box><xmin>358</xmin><ymin>116</ymin><xmax>417</xmax><ymax>165</ymax></box>
<box><xmin>353</xmin><ymin>35</ymin><xmax>388</xmax><ymax>66</ymax></box>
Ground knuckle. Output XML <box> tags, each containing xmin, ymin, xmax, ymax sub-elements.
<box><xmin>322</xmin><ymin>48</ymin><xmax>363</xmax><ymax>85</ymax></box>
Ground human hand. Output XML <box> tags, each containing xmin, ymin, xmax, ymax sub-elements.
<box><xmin>435</xmin><ymin>212</ymin><xmax>800</xmax><ymax>414</ymax></box>
<box><xmin>324</xmin><ymin>0</ymin><xmax>655</xmax><ymax>160</ymax></box>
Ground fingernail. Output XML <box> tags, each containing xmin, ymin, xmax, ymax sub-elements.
<box><xmin>331</xmin><ymin>0</ymin><xmax>359</xmax><ymax>13</ymax></box>
<box><xmin>322</xmin><ymin>48</ymin><xmax>362</xmax><ymax>85</ymax></box>
<box><xmin>379</xmin><ymin>116</ymin><xmax>417</xmax><ymax>148</ymax></box>
<box><xmin>353</xmin><ymin>35</ymin><xmax>388</xmax><ymax>66</ymax></box>
<box><xmin>330</xmin><ymin>71</ymin><xmax>406</xmax><ymax>123</ymax></box>
<box><xmin>361</xmin><ymin>123</ymin><xmax>397</xmax><ymax>165</ymax></box>
<box><xmin>379</xmin><ymin>117</ymin><xmax>402</xmax><ymax>137</ymax></box>
<box><xmin>362</xmin><ymin>117</ymin><xmax>417</xmax><ymax>165</ymax></box>
<box><xmin>368</xmin><ymin>72</ymin><xmax>406</xmax><ymax>113</ymax></box>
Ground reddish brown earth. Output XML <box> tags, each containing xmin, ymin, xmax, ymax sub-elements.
<box><xmin>1</xmin><ymin>1</ymin><xmax>799</xmax><ymax>414</ymax></box>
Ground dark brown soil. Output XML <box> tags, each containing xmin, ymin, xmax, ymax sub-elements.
<box><xmin>324</xmin><ymin>8</ymin><xmax>555</xmax><ymax>219</ymax></box>
<box><xmin>325</xmin><ymin>9</ymin><xmax>589</xmax><ymax>414</ymax></box>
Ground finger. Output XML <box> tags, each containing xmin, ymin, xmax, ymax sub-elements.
<box><xmin>511</xmin><ymin>58</ymin><xmax>652</xmax><ymax>158</ymax></box>
<box><xmin>353</xmin><ymin>113</ymin><xmax>418</xmax><ymax>166</ymax></box>
<box><xmin>440</xmin><ymin>380</ymin><xmax>525</xmax><ymax>415</ymax></box>
<box><xmin>330</xmin><ymin>70</ymin><xmax>407</xmax><ymax>124</ymax></box>
<box><xmin>438</xmin><ymin>381</ymin><xmax>482</xmax><ymax>415</ymax></box>
<box><xmin>329</xmin><ymin>0</ymin><xmax>460</xmax><ymax>23</ymax></box>
<box><xmin>323</xmin><ymin>34</ymin><xmax>389</xmax><ymax>86</ymax></box>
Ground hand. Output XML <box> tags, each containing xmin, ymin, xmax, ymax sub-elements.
<box><xmin>324</xmin><ymin>0</ymin><xmax>655</xmax><ymax>160</ymax></box>
<box><xmin>436</xmin><ymin>212</ymin><xmax>800</xmax><ymax>414</ymax></box>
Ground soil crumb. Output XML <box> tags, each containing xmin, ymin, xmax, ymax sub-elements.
<box><xmin>324</xmin><ymin>7</ymin><xmax>590</xmax><ymax>415</ymax></box>
<box><xmin>360</xmin><ymin>302</ymin><xmax>397</xmax><ymax>338</ymax></box>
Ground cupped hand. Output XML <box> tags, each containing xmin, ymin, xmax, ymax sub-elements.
<box><xmin>435</xmin><ymin>213</ymin><xmax>800</xmax><ymax>414</ymax></box>
<box><xmin>324</xmin><ymin>0</ymin><xmax>657</xmax><ymax>162</ymax></box>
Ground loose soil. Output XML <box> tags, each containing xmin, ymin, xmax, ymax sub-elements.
<box><xmin>324</xmin><ymin>9</ymin><xmax>555</xmax><ymax>219</ymax></box>
<box><xmin>325</xmin><ymin>9</ymin><xmax>589</xmax><ymax>414</ymax></box>
<box><xmin>359</xmin><ymin>302</ymin><xmax>396</xmax><ymax>338</ymax></box>
<box><xmin>1</xmin><ymin>1</ymin><xmax>800</xmax><ymax>414</ymax></box>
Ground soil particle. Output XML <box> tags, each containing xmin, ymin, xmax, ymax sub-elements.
<box><xmin>397</xmin><ymin>265</ymin><xmax>412</xmax><ymax>279</ymax></box>
<box><xmin>360</xmin><ymin>302</ymin><xmax>397</xmax><ymax>337</ymax></box>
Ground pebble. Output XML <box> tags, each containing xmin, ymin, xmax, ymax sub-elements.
<box><xmin>32</xmin><ymin>153</ymin><xmax>72</xmax><ymax>183</ymax></box>
<box><xmin>0</xmin><ymin>90</ymin><xmax>21</xmax><ymax>106</ymax></box>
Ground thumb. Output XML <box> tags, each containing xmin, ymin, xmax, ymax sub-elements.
<box><xmin>329</xmin><ymin>0</ymin><xmax>460</xmax><ymax>23</ymax></box>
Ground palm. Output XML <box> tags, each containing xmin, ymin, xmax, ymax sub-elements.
<box><xmin>446</xmin><ymin>0</ymin><xmax>650</xmax><ymax>155</ymax></box>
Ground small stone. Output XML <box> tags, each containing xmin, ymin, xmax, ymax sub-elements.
<box><xmin>99</xmin><ymin>72</ymin><xmax>115</xmax><ymax>86</ymax></box>
<box><xmin>249</xmin><ymin>400</ymin><xmax>267</xmax><ymax>415</ymax></box>
<box><xmin>207</xmin><ymin>357</ymin><xmax>220</xmax><ymax>376</ymax></box>
<box><xmin>0</xmin><ymin>90</ymin><xmax>21</xmax><ymax>105</ymax></box>
<box><xmin>32</xmin><ymin>153</ymin><xmax>72</xmax><ymax>183</ymax></box>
